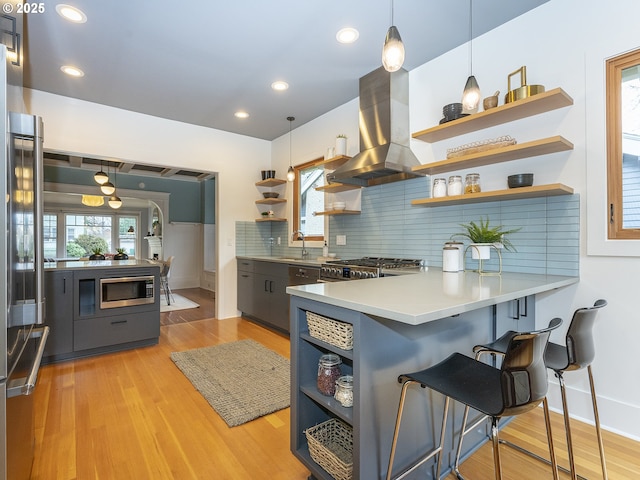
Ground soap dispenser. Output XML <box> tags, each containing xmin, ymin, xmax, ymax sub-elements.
<box><xmin>323</xmin><ymin>241</ymin><xmax>328</xmax><ymax>258</ymax></box>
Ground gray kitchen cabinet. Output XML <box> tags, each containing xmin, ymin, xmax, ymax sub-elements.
<box><xmin>237</xmin><ymin>259</ymin><xmax>255</xmax><ymax>315</ymax></box>
<box><xmin>495</xmin><ymin>295</ymin><xmax>535</xmax><ymax>335</ymax></box>
<box><xmin>43</xmin><ymin>270</ymin><xmax>74</xmax><ymax>360</ymax></box>
<box><xmin>237</xmin><ymin>259</ymin><xmax>320</xmax><ymax>334</ymax></box>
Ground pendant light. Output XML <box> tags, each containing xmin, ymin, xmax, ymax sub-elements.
<box><xmin>286</xmin><ymin>116</ymin><xmax>296</xmax><ymax>182</ymax></box>
<box><xmin>382</xmin><ymin>0</ymin><xmax>405</xmax><ymax>72</ymax></box>
<box><xmin>100</xmin><ymin>162</ymin><xmax>115</xmax><ymax>195</ymax></box>
<box><xmin>461</xmin><ymin>0</ymin><xmax>481</xmax><ymax>113</ymax></box>
<box><xmin>94</xmin><ymin>160</ymin><xmax>109</xmax><ymax>185</ymax></box>
<box><xmin>108</xmin><ymin>167</ymin><xmax>122</xmax><ymax>209</ymax></box>
<box><xmin>81</xmin><ymin>194</ymin><xmax>104</xmax><ymax>207</ymax></box>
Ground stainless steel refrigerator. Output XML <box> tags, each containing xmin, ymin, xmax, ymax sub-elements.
<box><xmin>0</xmin><ymin>45</ymin><xmax>49</xmax><ymax>480</ymax></box>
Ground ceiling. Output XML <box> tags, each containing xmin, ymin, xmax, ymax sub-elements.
<box><xmin>23</xmin><ymin>0</ymin><xmax>548</xmax><ymax>142</ymax></box>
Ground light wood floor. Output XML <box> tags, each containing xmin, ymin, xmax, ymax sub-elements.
<box><xmin>31</xmin><ymin>289</ymin><xmax>638</xmax><ymax>479</ymax></box>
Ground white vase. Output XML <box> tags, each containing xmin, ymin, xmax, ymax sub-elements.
<box><xmin>470</xmin><ymin>243</ymin><xmax>492</xmax><ymax>260</ymax></box>
<box><xmin>335</xmin><ymin>137</ymin><xmax>347</xmax><ymax>155</ymax></box>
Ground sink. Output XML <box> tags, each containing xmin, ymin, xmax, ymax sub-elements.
<box><xmin>277</xmin><ymin>257</ymin><xmax>302</xmax><ymax>261</ymax></box>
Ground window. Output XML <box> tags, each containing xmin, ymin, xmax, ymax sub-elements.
<box><xmin>293</xmin><ymin>158</ymin><xmax>325</xmax><ymax>241</ymax></box>
<box><xmin>63</xmin><ymin>213</ymin><xmax>138</xmax><ymax>258</ymax></box>
<box><xmin>43</xmin><ymin>214</ymin><xmax>57</xmax><ymax>258</ymax></box>
<box><xmin>607</xmin><ymin>48</ymin><xmax>640</xmax><ymax>239</ymax></box>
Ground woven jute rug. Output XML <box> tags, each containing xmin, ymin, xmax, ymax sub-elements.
<box><xmin>170</xmin><ymin>339</ymin><xmax>290</xmax><ymax>427</ymax></box>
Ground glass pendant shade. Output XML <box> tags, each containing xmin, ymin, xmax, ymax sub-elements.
<box><xmin>108</xmin><ymin>195</ymin><xmax>122</xmax><ymax>209</ymax></box>
<box><xmin>81</xmin><ymin>194</ymin><xmax>104</xmax><ymax>207</ymax></box>
<box><xmin>94</xmin><ymin>170</ymin><xmax>109</xmax><ymax>185</ymax></box>
<box><xmin>287</xmin><ymin>166</ymin><xmax>295</xmax><ymax>182</ymax></box>
<box><xmin>100</xmin><ymin>182</ymin><xmax>115</xmax><ymax>195</ymax></box>
<box><xmin>382</xmin><ymin>26</ymin><xmax>405</xmax><ymax>72</ymax></box>
<box><xmin>461</xmin><ymin>75</ymin><xmax>481</xmax><ymax>113</ymax></box>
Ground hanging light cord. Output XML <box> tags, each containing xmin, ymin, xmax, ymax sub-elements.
<box><xmin>468</xmin><ymin>0</ymin><xmax>473</xmax><ymax>75</ymax></box>
<box><xmin>391</xmin><ymin>0</ymin><xmax>394</xmax><ymax>25</ymax></box>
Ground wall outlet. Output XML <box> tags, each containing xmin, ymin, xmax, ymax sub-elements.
<box><xmin>336</xmin><ymin>235</ymin><xmax>347</xmax><ymax>246</ymax></box>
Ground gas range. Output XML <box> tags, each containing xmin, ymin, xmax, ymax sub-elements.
<box><xmin>320</xmin><ymin>257</ymin><xmax>423</xmax><ymax>282</ymax></box>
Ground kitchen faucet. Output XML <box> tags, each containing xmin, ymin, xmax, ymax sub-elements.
<box><xmin>292</xmin><ymin>230</ymin><xmax>308</xmax><ymax>259</ymax></box>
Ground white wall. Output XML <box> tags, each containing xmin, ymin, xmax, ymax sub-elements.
<box><xmin>24</xmin><ymin>89</ymin><xmax>270</xmax><ymax>320</ymax></box>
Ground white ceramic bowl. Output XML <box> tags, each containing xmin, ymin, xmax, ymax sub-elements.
<box><xmin>328</xmin><ymin>253</ymin><xmax>337</xmax><ymax>258</ymax></box>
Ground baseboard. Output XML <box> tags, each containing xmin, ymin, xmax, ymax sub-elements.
<box><xmin>546</xmin><ymin>379</ymin><xmax>640</xmax><ymax>442</ymax></box>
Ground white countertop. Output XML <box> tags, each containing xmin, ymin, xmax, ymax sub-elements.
<box><xmin>287</xmin><ymin>268</ymin><xmax>578</xmax><ymax>325</ymax></box>
<box><xmin>237</xmin><ymin>255</ymin><xmax>324</xmax><ymax>266</ymax></box>
<box><xmin>45</xmin><ymin>259</ymin><xmax>161</xmax><ymax>270</ymax></box>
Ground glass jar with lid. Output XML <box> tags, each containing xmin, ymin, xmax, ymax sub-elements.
<box><xmin>334</xmin><ymin>375</ymin><xmax>354</xmax><ymax>407</ymax></box>
<box><xmin>432</xmin><ymin>178</ymin><xmax>447</xmax><ymax>198</ymax></box>
<box><xmin>447</xmin><ymin>175</ymin><xmax>463</xmax><ymax>196</ymax></box>
<box><xmin>317</xmin><ymin>353</ymin><xmax>342</xmax><ymax>396</ymax></box>
<box><xmin>464</xmin><ymin>173</ymin><xmax>481</xmax><ymax>194</ymax></box>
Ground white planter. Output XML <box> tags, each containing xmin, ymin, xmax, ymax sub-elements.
<box><xmin>335</xmin><ymin>137</ymin><xmax>347</xmax><ymax>155</ymax></box>
<box><xmin>470</xmin><ymin>243</ymin><xmax>492</xmax><ymax>260</ymax></box>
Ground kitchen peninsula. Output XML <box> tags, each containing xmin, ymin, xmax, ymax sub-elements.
<box><xmin>43</xmin><ymin>259</ymin><xmax>161</xmax><ymax>363</ymax></box>
<box><xmin>287</xmin><ymin>269</ymin><xmax>578</xmax><ymax>480</ymax></box>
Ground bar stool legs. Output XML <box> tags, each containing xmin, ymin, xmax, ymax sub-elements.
<box><xmin>386</xmin><ymin>382</ymin><xmax>449</xmax><ymax>480</ymax></box>
<box><xmin>557</xmin><ymin>366</ymin><xmax>608</xmax><ymax>480</ymax></box>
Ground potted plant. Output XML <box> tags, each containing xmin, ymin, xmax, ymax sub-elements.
<box><xmin>89</xmin><ymin>247</ymin><xmax>105</xmax><ymax>260</ymax></box>
<box><xmin>335</xmin><ymin>134</ymin><xmax>347</xmax><ymax>155</ymax></box>
<box><xmin>152</xmin><ymin>220</ymin><xmax>161</xmax><ymax>236</ymax></box>
<box><xmin>114</xmin><ymin>247</ymin><xmax>129</xmax><ymax>260</ymax></box>
<box><xmin>452</xmin><ymin>217</ymin><xmax>521</xmax><ymax>260</ymax></box>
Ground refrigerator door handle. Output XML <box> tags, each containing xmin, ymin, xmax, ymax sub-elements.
<box><xmin>6</xmin><ymin>326</ymin><xmax>49</xmax><ymax>398</ymax></box>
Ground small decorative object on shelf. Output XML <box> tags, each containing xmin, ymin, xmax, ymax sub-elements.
<box><xmin>317</xmin><ymin>354</ymin><xmax>342</xmax><ymax>396</ymax></box>
<box><xmin>89</xmin><ymin>248</ymin><xmax>105</xmax><ymax>260</ymax></box>
<box><xmin>447</xmin><ymin>135</ymin><xmax>517</xmax><ymax>159</ymax></box>
<box><xmin>336</xmin><ymin>134</ymin><xmax>347</xmax><ymax>156</ymax></box>
<box><xmin>260</xmin><ymin>210</ymin><xmax>275</xmax><ymax>218</ymax></box>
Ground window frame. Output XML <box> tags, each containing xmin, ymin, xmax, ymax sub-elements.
<box><xmin>292</xmin><ymin>156</ymin><xmax>326</xmax><ymax>242</ymax></box>
<box><xmin>606</xmin><ymin>47</ymin><xmax>640</xmax><ymax>239</ymax></box>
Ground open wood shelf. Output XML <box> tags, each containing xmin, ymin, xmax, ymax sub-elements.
<box><xmin>255</xmin><ymin>198</ymin><xmax>286</xmax><ymax>205</ymax></box>
<box><xmin>412</xmin><ymin>136</ymin><xmax>574</xmax><ymax>175</ymax></box>
<box><xmin>412</xmin><ymin>88</ymin><xmax>574</xmax><ymax>143</ymax></box>
<box><xmin>411</xmin><ymin>183</ymin><xmax>574</xmax><ymax>207</ymax></box>
<box><xmin>255</xmin><ymin>178</ymin><xmax>286</xmax><ymax>187</ymax></box>
<box><xmin>314</xmin><ymin>210</ymin><xmax>360</xmax><ymax>216</ymax></box>
<box><xmin>315</xmin><ymin>182</ymin><xmax>361</xmax><ymax>193</ymax></box>
<box><xmin>255</xmin><ymin>217</ymin><xmax>287</xmax><ymax>222</ymax></box>
<box><xmin>315</xmin><ymin>155</ymin><xmax>351</xmax><ymax>170</ymax></box>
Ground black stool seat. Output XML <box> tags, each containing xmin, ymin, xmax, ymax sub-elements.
<box><xmin>400</xmin><ymin>353</ymin><xmax>505</xmax><ymax>418</ymax></box>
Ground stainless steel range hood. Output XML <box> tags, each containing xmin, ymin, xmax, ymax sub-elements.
<box><xmin>327</xmin><ymin>67</ymin><xmax>424</xmax><ymax>187</ymax></box>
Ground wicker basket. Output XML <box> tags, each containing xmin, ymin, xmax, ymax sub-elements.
<box><xmin>305</xmin><ymin>418</ymin><xmax>353</xmax><ymax>480</ymax></box>
<box><xmin>306</xmin><ymin>311</ymin><xmax>354</xmax><ymax>350</ymax></box>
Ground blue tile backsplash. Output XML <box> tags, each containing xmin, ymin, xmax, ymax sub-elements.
<box><xmin>236</xmin><ymin>176</ymin><xmax>579</xmax><ymax>276</ymax></box>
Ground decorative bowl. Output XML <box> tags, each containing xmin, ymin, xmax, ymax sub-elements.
<box><xmin>262</xmin><ymin>192</ymin><xmax>279</xmax><ymax>199</ymax></box>
<box><xmin>508</xmin><ymin>173</ymin><xmax>534</xmax><ymax>188</ymax></box>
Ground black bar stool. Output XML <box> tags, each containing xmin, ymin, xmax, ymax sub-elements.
<box><xmin>386</xmin><ymin>318</ymin><xmax>562</xmax><ymax>480</ymax></box>
<box><xmin>468</xmin><ymin>300</ymin><xmax>608</xmax><ymax>480</ymax></box>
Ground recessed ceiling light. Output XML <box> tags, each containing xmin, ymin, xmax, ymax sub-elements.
<box><xmin>234</xmin><ymin>111</ymin><xmax>250</xmax><ymax>119</ymax></box>
<box><xmin>60</xmin><ymin>65</ymin><xmax>84</xmax><ymax>77</ymax></box>
<box><xmin>336</xmin><ymin>27</ymin><xmax>359</xmax><ymax>44</ymax></box>
<box><xmin>271</xmin><ymin>81</ymin><xmax>289</xmax><ymax>92</ymax></box>
<box><xmin>55</xmin><ymin>4</ymin><xmax>87</xmax><ymax>23</ymax></box>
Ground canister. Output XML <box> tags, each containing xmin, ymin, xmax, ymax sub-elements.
<box><xmin>317</xmin><ymin>354</ymin><xmax>342</xmax><ymax>396</ymax></box>
<box><xmin>464</xmin><ymin>173</ymin><xmax>481</xmax><ymax>194</ymax></box>
<box><xmin>442</xmin><ymin>246</ymin><xmax>460</xmax><ymax>272</ymax></box>
<box><xmin>447</xmin><ymin>175</ymin><xmax>463</xmax><ymax>196</ymax></box>
<box><xmin>444</xmin><ymin>241</ymin><xmax>465</xmax><ymax>271</ymax></box>
<box><xmin>432</xmin><ymin>178</ymin><xmax>447</xmax><ymax>198</ymax></box>
<box><xmin>334</xmin><ymin>375</ymin><xmax>354</xmax><ymax>407</ymax></box>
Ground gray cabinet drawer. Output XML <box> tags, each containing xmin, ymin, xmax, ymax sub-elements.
<box><xmin>237</xmin><ymin>259</ymin><xmax>255</xmax><ymax>272</ymax></box>
<box><xmin>74</xmin><ymin>311</ymin><xmax>160</xmax><ymax>351</ymax></box>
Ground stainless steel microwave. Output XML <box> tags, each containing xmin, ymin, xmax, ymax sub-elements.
<box><xmin>100</xmin><ymin>275</ymin><xmax>155</xmax><ymax>309</ymax></box>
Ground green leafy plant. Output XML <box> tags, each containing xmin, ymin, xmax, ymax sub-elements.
<box><xmin>92</xmin><ymin>247</ymin><xmax>103</xmax><ymax>255</ymax></box>
<box><xmin>452</xmin><ymin>217</ymin><xmax>521</xmax><ymax>252</ymax></box>
<box><xmin>116</xmin><ymin>247</ymin><xmax>126</xmax><ymax>254</ymax></box>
